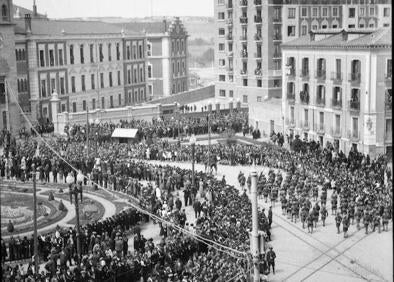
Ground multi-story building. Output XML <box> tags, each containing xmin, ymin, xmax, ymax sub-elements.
<box><xmin>282</xmin><ymin>29</ymin><xmax>392</xmax><ymax>157</ymax></box>
<box><xmin>118</xmin><ymin>18</ymin><xmax>189</xmax><ymax>99</ymax></box>
<box><xmin>281</xmin><ymin>0</ymin><xmax>391</xmax><ymax>43</ymax></box>
<box><xmin>213</xmin><ymin>0</ymin><xmax>391</xmax><ymax>135</ymax></box>
<box><xmin>0</xmin><ymin>0</ymin><xmax>20</xmax><ymax>132</ymax></box>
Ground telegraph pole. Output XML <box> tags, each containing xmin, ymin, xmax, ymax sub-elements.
<box><xmin>32</xmin><ymin>164</ymin><xmax>39</xmax><ymax>275</ymax></box>
<box><xmin>250</xmin><ymin>169</ymin><xmax>260</xmax><ymax>281</ymax></box>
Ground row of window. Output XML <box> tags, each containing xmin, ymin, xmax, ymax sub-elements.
<box><xmin>126</xmin><ymin>65</ymin><xmax>146</xmax><ymax>85</ymax></box>
<box><xmin>172</xmin><ymin>60</ymin><xmax>187</xmax><ymax>77</ymax></box>
<box><xmin>17</xmin><ymin>79</ymin><xmax>28</xmax><ymax>93</ymax></box>
<box><xmin>15</xmin><ymin>49</ymin><xmax>27</xmax><ymax>61</ymax></box>
<box><xmin>172</xmin><ymin>81</ymin><xmax>188</xmax><ymax>94</ymax></box>
<box><xmin>38</xmin><ymin>42</ymin><xmax>145</xmax><ymax>68</ymax></box>
<box><xmin>171</xmin><ymin>39</ymin><xmax>187</xmax><ymax>55</ymax></box>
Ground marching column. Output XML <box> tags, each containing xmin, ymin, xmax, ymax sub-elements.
<box><xmin>250</xmin><ymin>169</ymin><xmax>260</xmax><ymax>281</ymax></box>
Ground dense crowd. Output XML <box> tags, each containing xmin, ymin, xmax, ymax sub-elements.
<box><xmin>1</xmin><ymin>120</ymin><xmax>392</xmax><ymax>281</ymax></box>
<box><xmin>64</xmin><ymin>111</ymin><xmax>249</xmax><ymax>143</ymax></box>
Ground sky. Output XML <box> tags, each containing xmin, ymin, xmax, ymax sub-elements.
<box><xmin>13</xmin><ymin>0</ymin><xmax>214</xmax><ymax>18</ymax></box>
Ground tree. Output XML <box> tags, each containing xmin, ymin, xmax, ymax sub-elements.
<box><xmin>58</xmin><ymin>200</ymin><xmax>66</xmax><ymax>212</ymax></box>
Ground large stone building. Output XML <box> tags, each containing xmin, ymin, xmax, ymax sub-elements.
<box><xmin>213</xmin><ymin>0</ymin><xmax>391</xmax><ymax>135</ymax></box>
<box><xmin>282</xmin><ymin>28</ymin><xmax>391</xmax><ymax>157</ymax></box>
<box><xmin>118</xmin><ymin>18</ymin><xmax>189</xmax><ymax>99</ymax></box>
<box><xmin>0</xmin><ymin>0</ymin><xmax>20</xmax><ymax>132</ymax></box>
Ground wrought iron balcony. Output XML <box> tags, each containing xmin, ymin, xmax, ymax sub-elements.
<box><xmin>316</xmin><ymin>124</ymin><xmax>325</xmax><ymax>134</ymax></box>
<box><xmin>240</xmin><ymin>50</ymin><xmax>248</xmax><ymax>58</ymax></box>
<box><xmin>240</xmin><ymin>17</ymin><xmax>248</xmax><ymax>24</ymax></box>
<box><xmin>300</xmin><ymin>91</ymin><xmax>309</xmax><ymax>105</ymax></box>
<box><xmin>255</xmin><ymin>68</ymin><xmax>262</xmax><ymax>76</ymax></box>
<box><xmin>240</xmin><ymin>69</ymin><xmax>248</xmax><ymax>75</ymax></box>
<box><xmin>331</xmin><ymin>98</ymin><xmax>342</xmax><ymax>110</ymax></box>
<box><xmin>240</xmin><ymin>35</ymin><xmax>247</xmax><ymax>41</ymax></box>
<box><xmin>315</xmin><ymin>70</ymin><xmax>326</xmax><ymax>81</ymax></box>
<box><xmin>273</xmin><ymin>16</ymin><xmax>281</xmax><ymax>23</ymax></box>
<box><xmin>287</xmin><ymin>92</ymin><xmax>295</xmax><ymax>104</ymax></box>
<box><xmin>300</xmin><ymin>69</ymin><xmax>309</xmax><ymax>80</ymax></box>
<box><xmin>273</xmin><ymin>33</ymin><xmax>282</xmax><ymax>41</ymax></box>
<box><xmin>227</xmin><ymin>67</ymin><xmax>234</xmax><ymax>73</ymax></box>
<box><xmin>254</xmin><ymin>33</ymin><xmax>262</xmax><ymax>41</ymax></box>
<box><xmin>331</xmin><ymin>72</ymin><xmax>343</xmax><ymax>84</ymax></box>
<box><xmin>286</xmin><ymin>118</ymin><xmax>296</xmax><ymax>127</ymax></box>
<box><xmin>273</xmin><ymin>52</ymin><xmax>281</xmax><ymax>58</ymax></box>
<box><xmin>316</xmin><ymin>96</ymin><xmax>326</xmax><ymax>107</ymax></box>
<box><xmin>347</xmin><ymin>130</ymin><xmax>359</xmax><ymax>141</ymax></box>
<box><xmin>302</xmin><ymin>121</ymin><xmax>310</xmax><ymax>130</ymax></box>
<box><xmin>349</xmin><ymin>100</ymin><xmax>360</xmax><ymax>115</ymax></box>
<box><xmin>286</xmin><ymin>67</ymin><xmax>296</xmax><ymax>79</ymax></box>
<box><xmin>226</xmin><ymin>18</ymin><xmax>233</xmax><ymax>25</ymax></box>
<box><xmin>254</xmin><ymin>16</ymin><xmax>262</xmax><ymax>23</ymax></box>
<box><xmin>240</xmin><ymin>0</ymin><xmax>248</xmax><ymax>7</ymax></box>
<box><xmin>255</xmin><ymin>52</ymin><xmax>262</xmax><ymax>59</ymax></box>
<box><xmin>226</xmin><ymin>34</ymin><xmax>233</xmax><ymax>40</ymax></box>
<box><xmin>330</xmin><ymin>127</ymin><xmax>341</xmax><ymax>138</ymax></box>
<box><xmin>348</xmin><ymin>72</ymin><xmax>361</xmax><ymax>85</ymax></box>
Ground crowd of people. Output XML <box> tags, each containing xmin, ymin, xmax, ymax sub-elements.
<box><xmin>64</xmin><ymin>111</ymin><xmax>249</xmax><ymax>144</ymax></box>
<box><xmin>1</xmin><ymin>114</ymin><xmax>392</xmax><ymax>281</ymax></box>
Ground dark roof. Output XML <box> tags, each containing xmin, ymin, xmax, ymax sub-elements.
<box><xmin>14</xmin><ymin>19</ymin><xmax>144</xmax><ymax>37</ymax></box>
<box><xmin>282</xmin><ymin>28</ymin><xmax>391</xmax><ymax>49</ymax></box>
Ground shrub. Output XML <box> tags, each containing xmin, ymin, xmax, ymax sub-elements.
<box><xmin>48</xmin><ymin>192</ymin><xmax>54</xmax><ymax>201</ymax></box>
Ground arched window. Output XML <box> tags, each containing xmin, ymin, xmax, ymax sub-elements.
<box><xmin>22</xmin><ymin>49</ymin><xmax>26</xmax><ymax>60</ymax></box>
<box><xmin>2</xmin><ymin>4</ymin><xmax>8</xmax><ymax>20</ymax></box>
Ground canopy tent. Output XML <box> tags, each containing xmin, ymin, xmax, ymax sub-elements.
<box><xmin>111</xmin><ymin>128</ymin><xmax>139</xmax><ymax>143</ymax></box>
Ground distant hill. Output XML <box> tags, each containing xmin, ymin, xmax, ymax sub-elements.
<box><xmin>61</xmin><ymin>16</ymin><xmax>214</xmax><ymax>41</ymax></box>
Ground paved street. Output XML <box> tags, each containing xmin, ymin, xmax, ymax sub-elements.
<box><xmin>142</xmin><ymin>160</ymin><xmax>393</xmax><ymax>282</ymax></box>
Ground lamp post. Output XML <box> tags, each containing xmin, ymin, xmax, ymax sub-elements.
<box><xmin>207</xmin><ymin>101</ymin><xmax>212</xmax><ymax>174</ymax></box>
<box><xmin>250</xmin><ymin>168</ymin><xmax>260</xmax><ymax>281</ymax></box>
<box><xmin>31</xmin><ymin>164</ymin><xmax>38</xmax><ymax>275</ymax></box>
<box><xmin>66</xmin><ymin>171</ymin><xmax>84</xmax><ymax>264</ymax></box>
<box><xmin>190</xmin><ymin>134</ymin><xmax>196</xmax><ymax>189</ymax></box>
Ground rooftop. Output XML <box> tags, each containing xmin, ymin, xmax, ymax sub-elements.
<box><xmin>14</xmin><ymin>19</ymin><xmax>144</xmax><ymax>37</ymax></box>
<box><xmin>282</xmin><ymin>28</ymin><xmax>391</xmax><ymax>49</ymax></box>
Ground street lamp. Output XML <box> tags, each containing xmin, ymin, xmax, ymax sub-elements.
<box><xmin>190</xmin><ymin>134</ymin><xmax>197</xmax><ymax>189</ymax></box>
<box><xmin>66</xmin><ymin>171</ymin><xmax>84</xmax><ymax>264</ymax></box>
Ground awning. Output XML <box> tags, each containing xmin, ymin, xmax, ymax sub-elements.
<box><xmin>111</xmin><ymin>128</ymin><xmax>138</xmax><ymax>139</ymax></box>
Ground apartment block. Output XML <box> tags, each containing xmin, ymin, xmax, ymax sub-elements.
<box><xmin>282</xmin><ymin>29</ymin><xmax>392</xmax><ymax>157</ymax></box>
<box><xmin>117</xmin><ymin>18</ymin><xmax>189</xmax><ymax>99</ymax></box>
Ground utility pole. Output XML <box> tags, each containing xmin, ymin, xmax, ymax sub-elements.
<box><xmin>32</xmin><ymin>164</ymin><xmax>39</xmax><ymax>275</ymax></box>
<box><xmin>86</xmin><ymin>106</ymin><xmax>89</xmax><ymax>160</ymax></box>
<box><xmin>250</xmin><ymin>169</ymin><xmax>260</xmax><ymax>282</ymax></box>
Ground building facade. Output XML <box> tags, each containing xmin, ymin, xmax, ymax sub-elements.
<box><xmin>282</xmin><ymin>29</ymin><xmax>392</xmax><ymax>157</ymax></box>
<box><xmin>119</xmin><ymin>18</ymin><xmax>189</xmax><ymax>99</ymax></box>
<box><xmin>281</xmin><ymin>0</ymin><xmax>391</xmax><ymax>43</ymax></box>
<box><xmin>0</xmin><ymin>0</ymin><xmax>20</xmax><ymax>132</ymax></box>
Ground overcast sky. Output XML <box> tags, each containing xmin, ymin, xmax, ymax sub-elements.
<box><xmin>13</xmin><ymin>0</ymin><xmax>214</xmax><ymax>18</ymax></box>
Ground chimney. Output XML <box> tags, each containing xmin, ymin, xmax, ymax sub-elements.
<box><xmin>33</xmin><ymin>0</ymin><xmax>37</xmax><ymax>17</ymax></box>
<box><xmin>163</xmin><ymin>19</ymin><xmax>167</xmax><ymax>33</ymax></box>
<box><xmin>25</xmin><ymin>14</ymin><xmax>32</xmax><ymax>34</ymax></box>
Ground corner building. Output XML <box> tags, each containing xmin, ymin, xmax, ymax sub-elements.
<box><xmin>282</xmin><ymin>29</ymin><xmax>392</xmax><ymax>157</ymax></box>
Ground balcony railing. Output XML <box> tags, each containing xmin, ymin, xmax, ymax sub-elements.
<box><xmin>348</xmin><ymin>72</ymin><xmax>361</xmax><ymax>85</ymax></box>
<box><xmin>226</xmin><ymin>34</ymin><xmax>233</xmax><ymax>40</ymax></box>
<box><xmin>273</xmin><ymin>52</ymin><xmax>281</xmax><ymax>58</ymax></box>
<box><xmin>254</xmin><ymin>16</ymin><xmax>262</xmax><ymax>23</ymax></box>
<box><xmin>240</xmin><ymin>69</ymin><xmax>248</xmax><ymax>75</ymax></box>
<box><xmin>227</xmin><ymin>67</ymin><xmax>234</xmax><ymax>72</ymax></box>
<box><xmin>330</xmin><ymin>127</ymin><xmax>341</xmax><ymax>138</ymax></box>
<box><xmin>240</xmin><ymin>50</ymin><xmax>248</xmax><ymax>58</ymax></box>
<box><xmin>300</xmin><ymin>91</ymin><xmax>309</xmax><ymax>104</ymax></box>
<box><xmin>316</xmin><ymin>123</ymin><xmax>325</xmax><ymax>134</ymax></box>
<box><xmin>316</xmin><ymin>96</ymin><xmax>326</xmax><ymax>107</ymax></box>
<box><xmin>315</xmin><ymin>70</ymin><xmax>326</xmax><ymax>81</ymax></box>
<box><xmin>255</xmin><ymin>68</ymin><xmax>262</xmax><ymax>76</ymax></box>
<box><xmin>273</xmin><ymin>33</ymin><xmax>282</xmax><ymax>41</ymax></box>
<box><xmin>226</xmin><ymin>19</ymin><xmax>233</xmax><ymax>25</ymax></box>
<box><xmin>385</xmin><ymin>93</ymin><xmax>392</xmax><ymax>112</ymax></box>
<box><xmin>300</xmin><ymin>69</ymin><xmax>309</xmax><ymax>80</ymax></box>
<box><xmin>287</xmin><ymin>92</ymin><xmax>295</xmax><ymax>103</ymax></box>
<box><xmin>240</xmin><ymin>0</ymin><xmax>248</xmax><ymax>7</ymax></box>
<box><xmin>240</xmin><ymin>35</ymin><xmax>247</xmax><ymax>41</ymax></box>
<box><xmin>348</xmin><ymin>130</ymin><xmax>359</xmax><ymax>141</ymax></box>
<box><xmin>255</xmin><ymin>53</ymin><xmax>262</xmax><ymax>59</ymax></box>
<box><xmin>331</xmin><ymin>98</ymin><xmax>342</xmax><ymax>109</ymax></box>
<box><xmin>331</xmin><ymin>72</ymin><xmax>343</xmax><ymax>84</ymax></box>
<box><xmin>302</xmin><ymin>121</ymin><xmax>310</xmax><ymax>130</ymax></box>
<box><xmin>273</xmin><ymin>16</ymin><xmax>281</xmax><ymax>23</ymax></box>
<box><xmin>349</xmin><ymin>100</ymin><xmax>360</xmax><ymax>114</ymax></box>
<box><xmin>254</xmin><ymin>34</ymin><xmax>262</xmax><ymax>41</ymax></box>
<box><xmin>227</xmin><ymin>51</ymin><xmax>234</xmax><ymax>57</ymax></box>
<box><xmin>240</xmin><ymin>17</ymin><xmax>248</xmax><ymax>24</ymax></box>
<box><xmin>286</xmin><ymin>68</ymin><xmax>296</xmax><ymax>79</ymax></box>
<box><xmin>254</xmin><ymin>0</ymin><xmax>262</xmax><ymax>5</ymax></box>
